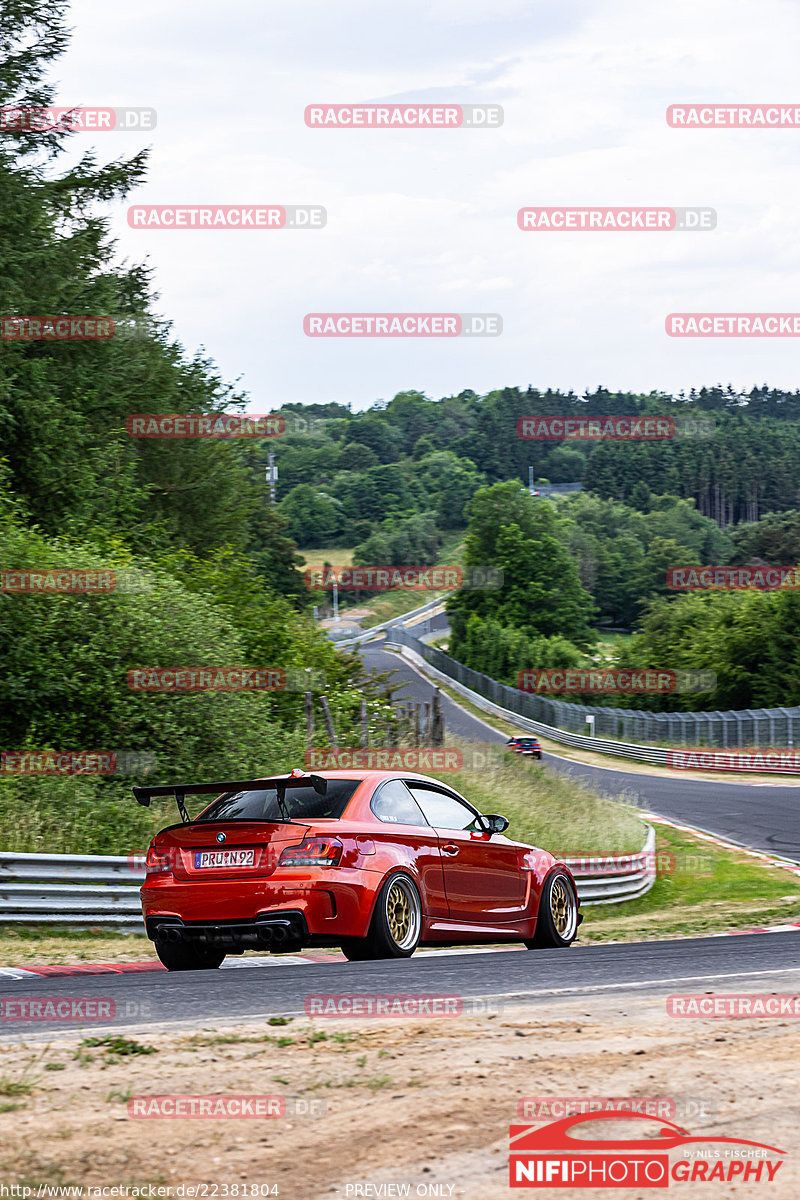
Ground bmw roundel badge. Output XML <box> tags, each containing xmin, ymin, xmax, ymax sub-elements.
<box><xmin>216</xmin><ymin>832</ymin><xmax>226</xmax><ymax>843</ymax></box>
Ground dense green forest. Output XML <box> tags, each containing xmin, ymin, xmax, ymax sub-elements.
<box><xmin>3</xmin><ymin>0</ymin><xmax>800</xmax><ymax>844</ymax></box>
<box><xmin>444</xmin><ymin>482</ymin><xmax>800</xmax><ymax>713</ymax></box>
<box><xmin>262</xmin><ymin>388</ymin><xmax>800</xmax><ymax>556</ymax></box>
<box><xmin>0</xmin><ymin>2</ymin><xmax>389</xmax><ymax>849</ymax></box>
<box><xmin>261</xmin><ymin>393</ymin><xmax>800</xmax><ymax>713</ymax></box>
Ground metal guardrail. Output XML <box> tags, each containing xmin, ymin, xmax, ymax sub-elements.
<box><xmin>0</xmin><ymin>852</ymin><xmax>144</xmax><ymax>925</ymax></box>
<box><xmin>0</xmin><ymin>823</ymin><xmax>654</xmax><ymax>926</ymax></box>
<box><xmin>330</xmin><ymin>595</ymin><xmax>450</xmax><ymax>648</ymax></box>
<box><xmin>386</xmin><ymin>634</ymin><xmax>683</xmax><ymax>767</ymax></box>
<box><xmin>385</xmin><ymin>628</ymin><xmax>800</xmax><ymax>757</ymax></box>
<box><xmin>567</xmin><ymin>824</ymin><xmax>656</xmax><ymax>906</ymax></box>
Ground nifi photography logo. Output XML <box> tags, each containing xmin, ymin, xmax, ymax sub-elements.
<box><xmin>509</xmin><ymin>1111</ymin><xmax>785</xmax><ymax>1187</ymax></box>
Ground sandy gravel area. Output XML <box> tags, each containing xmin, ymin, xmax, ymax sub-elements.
<box><xmin>0</xmin><ymin>990</ymin><xmax>798</xmax><ymax>1198</ymax></box>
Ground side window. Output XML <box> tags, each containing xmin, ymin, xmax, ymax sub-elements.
<box><xmin>406</xmin><ymin>785</ymin><xmax>483</xmax><ymax>831</ymax></box>
<box><xmin>371</xmin><ymin>779</ymin><xmax>430</xmax><ymax>827</ymax></box>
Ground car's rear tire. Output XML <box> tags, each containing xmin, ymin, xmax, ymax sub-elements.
<box><xmin>525</xmin><ymin>871</ymin><xmax>578</xmax><ymax>949</ymax></box>
<box><xmin>339</xmin><ymin>939</ymin><xmax>374</xmax><ymax>961</ymax></box>
<box><xmin>155</xmin><ymin>941</ymin><xmax>226</xmax><ymax>971</ymax></box>
<box><xmin>341</xmin><ymin>873</ymin><xmax>422</xmax><ymax>960</ymax></box>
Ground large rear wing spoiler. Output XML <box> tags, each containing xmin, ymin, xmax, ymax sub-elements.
<box><xmin>132</xmin><ymin>773</ymin><xmax>328</xmax><ymax>824</ymax></box>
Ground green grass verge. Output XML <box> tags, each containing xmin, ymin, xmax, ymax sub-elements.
<box><xmin>423</xmin><ymin>742</ymin><xmax>646</xmax><ymax>856</ymax></box>
<box><xmin>0</xmin><ymin>926</ymin><xmax>155</xmax><ymax>966</ymax></box>
<box><xmin>581</xmin><ymin>823</ymin><xmax>800</xmax><ymax>942</ymax></box>
<box><xmin>0</xmin><ymin>826</ymin><xmax>796</xmax><ymax>964</ymax></box>
<box><xmin>296</xmin><ymin>546</ymin><xmax>353</xmax><ymax>572</ymax></box>
<box><xmin>360</xmin><ymin>591</ymin><xmax>447</xmax><ymax>630</ymax></box>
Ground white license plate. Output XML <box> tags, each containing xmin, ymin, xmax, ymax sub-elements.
<box><xmin>194</xmin><ymin>849</ymin><xmax>255</xmax><ymax>869</ymax></box>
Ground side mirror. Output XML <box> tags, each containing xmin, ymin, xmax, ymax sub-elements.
<box><xmin>481</xmin><ymin>814</ymin><xmax>509</xmax><ymax>834</ymax></box>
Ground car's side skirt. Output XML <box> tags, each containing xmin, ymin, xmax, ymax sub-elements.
<box><xmin>421</xmin><ymin>916</ymin><xmax>536</xmax><ymax>942</ymax></box>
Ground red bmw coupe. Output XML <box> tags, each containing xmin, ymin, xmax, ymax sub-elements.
<box><xmin>134</xmin><ymin>768</ymin><xmax>581</xmax><ymax>971</ymax></box>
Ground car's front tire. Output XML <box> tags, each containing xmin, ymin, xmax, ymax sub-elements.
<box><xmin>155</xmin><ymin>941</ymin><xmax>226</xmax><ymax>971</ymax></box>
<box><xmin>526</xmin><ymin>871</ymin><xmax>578</xmax><ymax>949</ymax></box>
<box><xmin>341</xmin><ymin>873</ymin><xmax>422</xmax><ymax>960</ymax></box>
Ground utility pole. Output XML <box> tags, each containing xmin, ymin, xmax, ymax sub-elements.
<box><xmin>266</xmin><ymin>451</ymin><xmax>278</xmax><ymax>505</ymax></box>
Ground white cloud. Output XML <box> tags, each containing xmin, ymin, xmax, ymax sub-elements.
<box><xmin>51</xmin><ymin>0</ymin><xmax>800</xmax><ymax>408</ymax></box>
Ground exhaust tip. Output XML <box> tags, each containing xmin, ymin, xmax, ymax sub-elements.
<box><xmin>258</xmin><ymin>926</ymin><xmax>274</xmax><ymax>944</ymax></box>
<box><xmin>156</xmin><ymin>925</ymin><xmax>182</xmax><ymax>944</ymax></box>
<box><xmin>272</xmin><ymin>926</ymin><xmax>288</xmax><ymax>944</ymax></box>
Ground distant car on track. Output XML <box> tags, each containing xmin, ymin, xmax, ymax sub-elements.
<box><xmin>134</xmin><ymin>768</ymin><xmax>580</xmax><ymax>971</ymax></box>
<box><xmin>506</xmin><ymin>736</ymin><xmax>543</xmax><ymax>760</ymax></box>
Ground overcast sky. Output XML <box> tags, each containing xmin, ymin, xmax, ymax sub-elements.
<box><xmin>52</xmin><ymin>0</ymin><xmax>800</xmax><ymax>410</ymax></box>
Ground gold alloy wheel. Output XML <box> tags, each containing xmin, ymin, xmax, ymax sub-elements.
<box><xmin>387</xmin><ymin>880</ymin><xmax>411</xmax><ymax>943</ymax></box>
<box><xmin>550</xmin><ymin>875</ymin><xmax>576</xmax><ymax>938</ymax></box>
<box><xmin>384</xmin><ymin>876</ymin><xmax>420</xmax><ymax>950</ymax></box>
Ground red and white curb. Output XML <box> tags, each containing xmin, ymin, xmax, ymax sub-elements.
<box><xmin>2</xmin><ymin>927</ymin><xmax>800</xmax><ymax>982</ymax></box>
<box><xmin>0</xmin><ymin>944</ymin><xmax>526</xmax><ymax>980</ymax></box>
<box><xmin>1</xmin><ymin>821</ymin><xmax>797</xmax><ymax>982</ymax></box>
<box><xmin>0</xmin><ymin>953</ymin><xmax>338</xmax><ymax>979</ymax></box>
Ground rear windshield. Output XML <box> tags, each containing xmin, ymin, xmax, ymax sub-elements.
<box><xmin>195</xmin><ymin>780</ymin><xmax>360</xmax><ymax>823</ymax></box>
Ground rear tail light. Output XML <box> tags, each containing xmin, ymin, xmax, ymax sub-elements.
<box><xmin>145</xmin><ymin>846</ymin><xmax>173</xmax><ymax>874</ymax></box>
<box><xmin>277</xmin><ymin>837</ymin><xmax>343</xmax><ymax>868</ymax></box>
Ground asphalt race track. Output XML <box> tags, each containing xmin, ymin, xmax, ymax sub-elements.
<box><xmin>3</xmin><ymin>634</ymin><xmax>798</xmax><ymax>1040</ymax></box>
<box><xmin>1</xmin><ymin>933</ymin><xmax>799</xmax><ymax>1035</ymax></box>
<box><xmin>361</xmin><ymin>639</ymin><xmax>800</xmax><ymax>863</ymax></box>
